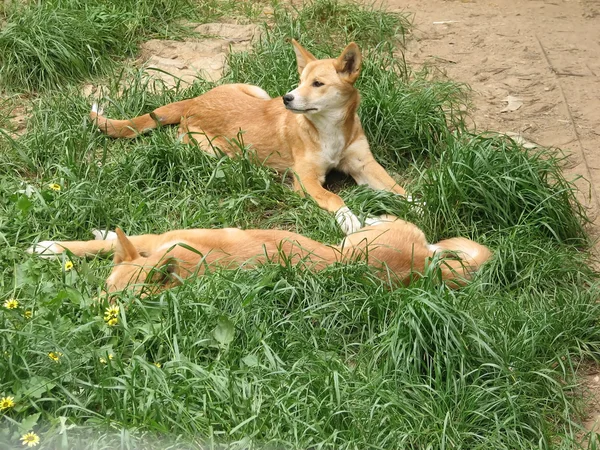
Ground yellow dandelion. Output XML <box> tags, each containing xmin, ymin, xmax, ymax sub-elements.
<box><xmin>20</xmin><ymin>431</ymin><xmax>40</xmax><ymax>447</ymax></box>
<box><xmin>99</xmin><ymin>354</ymin><xmax>113</xmax><ymax>364</ymax></box>
<box><xmin>104</xmin><ymin>305</ymin><xmax>119</xmax><ymax>318</ymax></box>
<box><xmin>3</xmin><ymin>299</ymin><xmax>19</xmax><ymax>309</ymax></box>
<box><xmin>0</xmin><ymin>396</ymin><xmax>15</xmax><ymax>410</ymax></box>
<box><xmin>48</xmin><ymin>183</ymin><xmax>61</xmax><ymax>192</ymax></box>
<box><xmin>24</xmin><ymin>310</ymin><xmax>33</xmax><ymax>319</ymax></box>
<box><xmin>64</xmin><ymin>261</ymin><xmax>74</xmax><ymax>271</ymax></box>
<box><xmin>48</xmin><ymin>352</ymin><xmax>63</xmax><ymax>363</ymax></box>
<box><xmin>107</xmin><ymin>317</ymin><xmax>118</xmax><ymax>327</ymax></box>
<box><xmin>154</xmin><ymin>362</ymin><xmax>162</xmax><ymax>368</ymax></box>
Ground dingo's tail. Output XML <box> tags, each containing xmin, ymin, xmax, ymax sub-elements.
<box><xmin>27</xmin><ymin>238</ymin><xmax>116</xmax><ymax>259</ymax></box>
<box><xmin>428</xmin><ymin>237</ymin><xmax>492</xmax><ymax>287</ymax></box>
<box><xmin>90</xmin><ymin>98</ymin><xmax>193</xmax><ymax>138</ymax></box>
<box><xmin>27</xmin><ymin>229</ymin><xmax>117</xmax><ymax>259</ymax></box>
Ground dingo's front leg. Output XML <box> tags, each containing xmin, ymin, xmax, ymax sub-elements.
<box><xmin>293</xmin><ymin>163</ymin><xmax>362</xmax><ymax>235</ymax></box>
<box><xmin>339</xmin><ymin>138</ymin><xmax>406</xmax><ymax>195</ymax></box>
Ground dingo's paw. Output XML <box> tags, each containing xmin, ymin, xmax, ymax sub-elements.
<box><xmin>92</xmin><ymin>229</ymin><xmax>117</xmax><ymax>241</ymax></box>
<box><xmin>404</xmin><ymin>194</ymin><xmax>426</xmax><ymax>216</ymax></box>
<box><xmin>364</xmin><ymin>215</ymin><xmax>397</xmax><ymax>227</ymax></box>
<box><xmin>335</xmin><ymin>206</ymin><xmax>362</xmax><ymax>235</ymax></box>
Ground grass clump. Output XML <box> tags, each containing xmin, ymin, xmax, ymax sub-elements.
<box><xmin>286</xmin><ymin>0</ymin><xmax>410</xmax><ymax>50</ymax></box>
<box><xmin>0</xmin><ymin>0</ymin><xmax>283</xmax><ymax>92</ymax></box>
<box><xmin>414</xmin><ymin>133</ymin><xmax>588</xmax><ymax>244</ymax></box>
<box><xmin>0</xmin><ymin>0</ymin><xmax>204</xmax><ymax>91</ymax></box>
<box><xmin>0</xmin><ymin>0</ymin><xmax>599</xmax><ymax>448</ymax></box>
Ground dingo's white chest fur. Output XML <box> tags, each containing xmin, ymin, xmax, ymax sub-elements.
<box><xmin>313</xmin><ymin>112</ymin><xmax>347</xmax><ymax>170</ymax></box>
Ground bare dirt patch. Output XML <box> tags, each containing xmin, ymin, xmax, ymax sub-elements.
<box><xmin>1</xmin><ymin>96</ymin><xmax>28</xmax><ymax>138</ymax></box>
<box><xmin>139</xmin><ymin>23</ymin><xmax>262</xmax><ymax>87</ymax></box>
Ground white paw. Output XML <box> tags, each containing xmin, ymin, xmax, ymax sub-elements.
<box><xmin>335</xmin><ymin>206</ymin><xmax>362</xmax><ymax>235</ymax></box>
<box><xmin>27</xmin><ymin>241</ymin><xmax>61</xmax><ymax>259</ymax></box>
<box><xmin>92</xmin><ymin>229</ymin><xmax>117</xmax><ymax>241</ymax></box>
<box><xmin>404</xmin><ymin>194</ymin><xmax>426</xmax><ymax>216</ymax></box>
<box><xmin>364</xmin><ymin>217</ymin><xmax>382</xmax><ymax>227</ymax></box>
<box><xmin>364</xmin><ymin>215</ymin><xmax>397</xmax><ymax>227</ymax></box>
<box><xmin>405</xmin><ymin>194</ymin><xmax>426</xmax><ymax>206</ymax></box>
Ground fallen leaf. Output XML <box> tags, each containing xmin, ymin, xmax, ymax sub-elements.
<box><xmin>504</xmin><ymin>131</ymin><xmax>538</xmax><ymax>149</ymax></box>
<box><xmin>501</xmin><ymin>95</ymin><xmax>523</xmax><ymax>113</ymax></box>
<box><xmin>213</xmin><ymin>316</ymin><xmax>235</xmax><ymax>346</ymax></box>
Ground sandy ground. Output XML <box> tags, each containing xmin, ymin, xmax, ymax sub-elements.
<box><xmin>382</xmin><ymin>0</ymin><xmax>600</xmax><ymax>436</ymax></box>
<box><xmin>386</xmin><ymin>0</ymin><xmax>600</xmax><ymax>226</ymax></box>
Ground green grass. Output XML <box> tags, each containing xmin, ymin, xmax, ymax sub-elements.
<box><xmin>1</xmin><ymin>0</ymin><xmax>599</xmax><ymax>448</ymax></box>
<box><xmin>0</xmin><ymin>0</ymin><xmax>271</xmax><ymax>92</ymax></box>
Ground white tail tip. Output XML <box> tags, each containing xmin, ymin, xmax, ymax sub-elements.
<box><xmin>91</xmin><ymin>103</ymin><xmax>103</xmax><ymax>115</ymax></box>
<box><xmin>27</xmin><ymin>241</ymin><xmax>61</xmax><ymax>259</ymax></box>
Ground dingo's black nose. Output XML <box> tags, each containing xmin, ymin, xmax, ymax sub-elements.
<box><xmin>283</xmin><ymin>94</ymin><xmax>294</xmax><ymax>105</ymax></box>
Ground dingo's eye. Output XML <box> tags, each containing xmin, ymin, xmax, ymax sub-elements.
<box><xmin>312</xmin><ymin>80</ymin><xmax>324</xmax><ymax>88</ymax></box>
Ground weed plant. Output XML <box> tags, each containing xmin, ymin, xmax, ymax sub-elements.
<box><xmin>0</xmin><ymin>0</ymin><xmax>598</xmax><ymax>448</ymax></box>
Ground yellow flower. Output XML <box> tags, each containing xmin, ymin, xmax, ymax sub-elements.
<box><xmin>20</xmin><ymin>432</ymin><xmax>40</xmax><ymax>447</ymax></box>
<box><xmin>64</xmin><ymin>261</ymin><xmax>74</xmax><ymax>271</ymax></box>
<box><xmin>104</xmin><ymin>305</ymin><xmax>119</xmax><ymax>318</ymax></box>
<box><xmin>48</xmin><ymin>352</ymin><xmax>63</xmax><ymax>363</ymax></box>
<box><xmin>154</xmin><ymin>362</ymin><xmax>162</xmax><ymax>368</ymax></box>
<box><xmin>99</xmin><ymin>354</ymin><xmax>114</xmax><ymax>364</ymax></box>
<box><xmin>0</xmin><ymin>396</ymin><xmax>15</xmax><ymax>410</ymax></box>
<box><xmin>3</xmin><ymin>299</ymin><xmax>19</xmax><ymax>309</ymax></box>
<box><xmin>48</xmin><ymin>183</ymin><xmax>61</xmax><ymax>192</ymax></box>
<box><xmin>107</xmin><ymin>317</ymin><xmax>118</xmax><ymax>327</ymax></box>
<box><xmin>24</xmin><ymin>310</ymin><xmax>33</xmax><ymax>319</ymax></box>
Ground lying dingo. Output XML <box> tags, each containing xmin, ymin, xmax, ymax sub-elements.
<box><xmin>28</xmin><ymin>218</ymin><xmax>492</xmax><ymax>295</ymax></box>
<box><xmin>90</xmin><ymin>40</ymin><xmax>410</xmax><ymax>235</ymax></box>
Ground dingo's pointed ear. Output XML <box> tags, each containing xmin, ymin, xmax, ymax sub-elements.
<box><xmin>147</xmin><ymin>257</ymin><xmax>180</xmax><ymax>286</ymax></box>
<box><xmin>291</xmin><ymin>39</ymin><xmax>317</xmax><ymax>75</ymax></box>
<box><xmin>113</xmin><ymin>228</ymin><xmax>140</xmax><ymax>263</ymax></box>
<box><xmin>334</xmin><ymin>42</ymin><xmax>362</xmax><ymax>84</ymax></box>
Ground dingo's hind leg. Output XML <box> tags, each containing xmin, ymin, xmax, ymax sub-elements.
<box><xmin>179</xmin><ymin>125</ymin><xmax>227</xmax><ymax>157</ymax></box>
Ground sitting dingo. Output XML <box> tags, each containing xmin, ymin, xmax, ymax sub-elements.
<box><xmin>90</xmin><ymin>40</ymin><xmax>410</xmax><ymax>235</ymax></box>
<box><xmin>28</xmin><ymin>218</ymin><xmax>491</xmax><ymax>295</ymax></box>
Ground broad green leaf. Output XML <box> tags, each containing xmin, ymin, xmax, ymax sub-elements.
<box><xmin>22</xmin><ymin>376</ymin><xmax>56</xmax><ymax>399</ymax></box>
<box><xmin>241</xmin><ymin>354</ymin><xmax>259</xmax><ymax>367</ymax></box>
<box><xmin>19</xmin><ymin>413</ymin><xmax>41</xmax><ymax>434</ymax></box>
<box><xmin>213</xmin><ymin>316</ymin><xmax>235</xmax><ymax>346</ymax></box>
